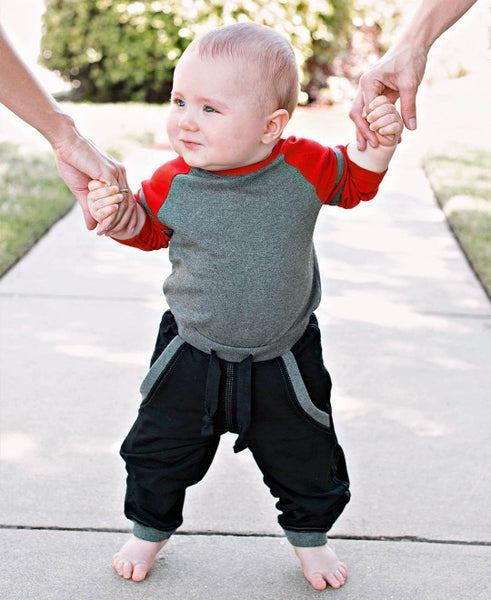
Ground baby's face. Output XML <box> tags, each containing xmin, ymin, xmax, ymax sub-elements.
<box><xmin>167</xmin><ymin>50</ymin><xmax>274</xmax><ymax>171</ymax></box>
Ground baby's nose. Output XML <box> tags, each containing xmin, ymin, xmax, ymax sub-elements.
<box><xmin>178</xmin><ymin>109</ymin><xmax>199</xmax><ymax>131</ymax></box>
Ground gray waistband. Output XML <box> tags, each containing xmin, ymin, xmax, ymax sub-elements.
<box><xmin>139</xmin><ymin>333</ymin><xmax>330</xmax><ymax>439</ymax></box>
<box><xmin>176</xmin><ymin>321</ymin><xmax>310</xmax><ymax>363</ymax></box>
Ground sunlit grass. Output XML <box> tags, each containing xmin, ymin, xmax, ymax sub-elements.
<box><xmin>0</xmin><ymin>142</ymin><xmax>75</xmax><ymax>276</ymax></box>
<box><xmin>423</xmin><ymin>145</ymin><xmax>491</xmax><ymax>298</ymax></box>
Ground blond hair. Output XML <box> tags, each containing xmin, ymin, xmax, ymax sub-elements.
<box><xmin>187</xmin><ymin>22</ymin><xmax>299</xmax><ymax>116</ymax></box>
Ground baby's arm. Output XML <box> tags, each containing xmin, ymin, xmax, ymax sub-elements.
<box><xmin>347</xmin><ymin>95</ymin><xmax>403</xmax><ymax>173</ymax></box>
<box><xmin>87</xmin><ymin>180</ymin><xmax>146</xmax><ymax>239</ymax></box>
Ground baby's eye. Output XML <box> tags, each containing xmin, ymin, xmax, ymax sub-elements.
<box><xmin>203</xmin><ymin>105</ymin><xmax>217</xmax><ymax>113</ymax></box>
<box><xmin>172</xmin><ymin>97</ymin><xmax>185</xmax><ymax>107</ymax></box>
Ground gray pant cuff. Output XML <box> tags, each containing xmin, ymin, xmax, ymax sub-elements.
<box><xmin>133</xmin><ymin>521</ymin><xmax>175</xmax><ymax>542</ymax></box>
<box><xmin>283</xmin><ymin>529</ymin><xmax>328</xmax><ymax>547</ymax></box>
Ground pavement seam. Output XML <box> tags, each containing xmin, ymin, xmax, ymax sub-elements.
<box><xmin>1</xmin><ymin>524</ymin><xmax>489</xmax><ymax>547</ymax></box>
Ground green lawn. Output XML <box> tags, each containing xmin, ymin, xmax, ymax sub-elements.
<box><xmin>0</xmin><ymin>142</ymin><xmax>75</xmax><ymax>276</ymax></box>
<box><xmin>423</xmin><ymin>145</ymin><xmax>491</xmax><ymax>298</ymax></box>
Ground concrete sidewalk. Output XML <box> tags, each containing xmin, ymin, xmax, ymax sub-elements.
<box><xmin>1</xmin><ymin>99</ymin><xmax>490</xmax><ymax>598</ymax></box>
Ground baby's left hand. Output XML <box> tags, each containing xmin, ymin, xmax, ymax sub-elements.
<box><xmin>87</xmin><ymin>180</ymin><xmax>126</xmax><ymax>233</ymax></box>
<box><xmin>365</xmin><ymin>95</ymin><xmax>404</xmax><ymax>147</ymax></box>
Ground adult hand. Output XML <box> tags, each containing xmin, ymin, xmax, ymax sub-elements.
<box><xmin>350</xmin><ymin>0</ymin><xmax>478</xmax><ymax>151</ymax></box>
<box><xmin>53</xmin><ymin>132</ymin><xmax>137</xmax><ymax>235</ymax></box>
<box><xmin>349</xmin><ymin>44</ymin><xmax>427</xmax><ymax>150</ymax></box>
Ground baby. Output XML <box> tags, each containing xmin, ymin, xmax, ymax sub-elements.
<box><xmin>87</xmin><ymin>22</ymin><xmax>403</xmax><ymax>591</ymax></box>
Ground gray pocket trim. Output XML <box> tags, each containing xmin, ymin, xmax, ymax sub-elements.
<box><xmin>281</xmin><ymin>350</ymin><xmax>331</xmax><ymax>429</ymax></box>
<box><xmin>140</xmin><ymin>335</ymin><xmax>186</xmax><ymax>398</ymax></box>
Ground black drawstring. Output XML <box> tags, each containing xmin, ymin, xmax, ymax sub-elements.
<box><xmin>201</xmin><ymin>350</ymin><xmax>221</xmax><ymax>437</ymax></box>
<box><xmin>233</xmin><ymin>354</ymin><xmax>252</xmax><ymax>453</ymax></box>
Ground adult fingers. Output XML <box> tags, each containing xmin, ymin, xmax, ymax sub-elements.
<box><xmin>349</xmin><ymin>89</ymin><xmax>378</xmax><ymax>150</ymax></box>
<box><xmin>398</xmin><ymin>87</ymin><xmax>418</xmax><ymax>130</ymax></box>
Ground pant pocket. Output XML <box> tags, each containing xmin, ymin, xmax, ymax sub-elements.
<box><xmin>140</xmin><ymin>335</ymin><xmax>186</xmax><ymax>401</ymax></box>
<box><xmin>280</xmin><ymin>350</ymin><xmax>331</xmax><ymax>431</ymax></box>
<box><xmin>149</xmin><ymin>310</ymin><xmax>179</xmax><ymax>365</ymax></box>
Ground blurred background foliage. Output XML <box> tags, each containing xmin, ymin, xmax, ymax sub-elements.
<box><xmin>40</xmin><ymin>0</ymin><xmax>405</xmax><ymax>104</ymax></box>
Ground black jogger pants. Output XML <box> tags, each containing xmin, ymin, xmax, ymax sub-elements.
<box><xmin>120</xmin><ymin>311</ymin><xmax>350</xmax><ymax>546</ymax></box>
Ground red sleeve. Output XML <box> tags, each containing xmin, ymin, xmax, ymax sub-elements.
<box><xmin>113</xmin><ymin>156</ymin><xmax>191</xmax><ymax>251</ymax></box>
<box><xmin>115</xmin><ymin>212</ymin><xmax>172</xmax><ymax>251</ymax></box>
<box><xmin>280</xmin><ymin>137</ymin><xmax>386</xmax><ymax>209</ymax></box>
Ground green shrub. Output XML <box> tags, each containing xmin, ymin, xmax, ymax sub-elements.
<box><xmin>41</xmin><ymin>0</ymin><xmax>354</xmax><ymax>102</ymax></box>
<box><xmin>41</xmin><ymin>1</ymin><xmax>404</xmax><ymax>104</ymax></box>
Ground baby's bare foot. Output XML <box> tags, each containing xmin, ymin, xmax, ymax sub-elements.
<box><xmin>112</xmin><ymin>535</ymin><xmax>167</xmax><ymax>582</ymax></box>
<box><xmin>294</xmin><ymin>544</ymin><xmax>348</xmax><ymax>590</ymax></box>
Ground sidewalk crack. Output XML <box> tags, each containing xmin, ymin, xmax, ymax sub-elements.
<box><xmin>0</xmin><ymin>525</ymin><xmax>489</xmax><ymax>547</ymax></box>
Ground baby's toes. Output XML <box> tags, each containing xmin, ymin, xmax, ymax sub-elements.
<box><xmin>337</xmin><ymin>561</ymin><xmax>348</xmax><ymax>579</ymax></box>
<box><xmin>326</xmin><ymin>564</ymin><xmax>348</xmax><ymax>588</ymax></box>
<box><xmin>307</xmin><ymin>571</ymin><xmax>328</xmax><ymax>591</ymax></box>
<box><xmin>112</xmin><ymin>553</ymin><xmax>131</xmax><ymax>579</ymax></box>
<box><xmin>131</xmin><ymin>562</ymin><xmax>149</xmax><ymax>582</ymax></box>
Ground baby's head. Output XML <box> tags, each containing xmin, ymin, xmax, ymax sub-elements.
<box><xmin>167</xmin><ymin>23</ymin><xmax>299</xmax><ymax>171</ymax></box>
<box><xmin>186</xmin><ymin>22</ymin><xmax>299</xmax><ymax>117</ymax></box>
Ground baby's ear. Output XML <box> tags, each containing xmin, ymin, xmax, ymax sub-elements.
<box><xmin>262</xmin><ymin>109</ymin><xmax>290</xmax><ymax>143</ymax></box>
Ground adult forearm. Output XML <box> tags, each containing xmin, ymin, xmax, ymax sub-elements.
<box><xmin>1</xmin><ymin>26</ymin><xmax>137</xmax><ymax>233</ymax></box>
<box><xmin>396</xmin><ymin>0</ymin><xmax>478</xmax><ymax>53</ymax></box>
<box><xmin>0</xmin><ymin>26</ymin><xmax>76</xmax><ymax>148</ymax></box>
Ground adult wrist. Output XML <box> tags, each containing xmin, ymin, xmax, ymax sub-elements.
<box><xmin>42</xmin><ymin>109</ymin><xmax>80</xmax><ymax>150</ymax></box>
<box><xmin>388</xmin><ymin>28</ymin><xmax>431</xmax><ymax>63</ymax></box>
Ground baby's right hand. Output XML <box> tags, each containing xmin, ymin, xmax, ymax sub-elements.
<box><xmin>87</xmin><ymin>180</ymin><xmax>127</xmax><ymax>233</ymax></box>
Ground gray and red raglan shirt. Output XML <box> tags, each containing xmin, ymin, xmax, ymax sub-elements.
<box><xmin>117</xmin><ymin>136</ymin><xmax>386</xmax><ymax>362</ymax></box>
